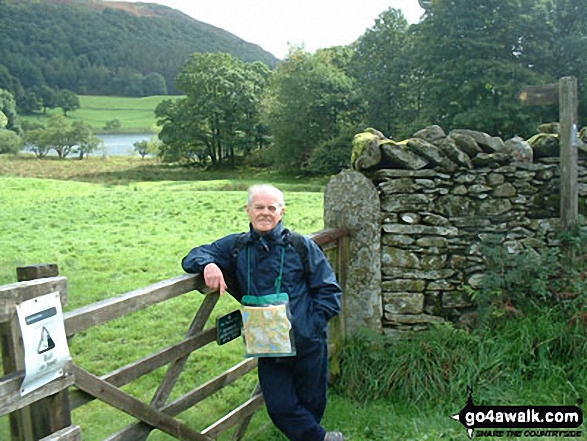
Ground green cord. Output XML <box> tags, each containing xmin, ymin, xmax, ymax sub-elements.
<box><xmin>246</xmin><ymin>241</ymin><xmax>286</xmax><ymax>296</ymax></box>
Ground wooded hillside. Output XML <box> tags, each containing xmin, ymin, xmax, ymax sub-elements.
<box><xmin>0</xmin><ymin>0</ymin><xmax>278</xmax><ymax>98</ymax></box>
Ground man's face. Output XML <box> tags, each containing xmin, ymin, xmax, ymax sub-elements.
<box><xmin>246</xmin><ymin>191</ymin><xmax>285</xmax><ymax>233</ymax></box>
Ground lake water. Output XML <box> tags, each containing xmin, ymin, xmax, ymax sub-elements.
<box><xmin>98</xmin><ymin>133</ymin><xmax>153</xmax><ymax>156</ymax></box>
<box><xmin>22</xmin><ymin>133</ymin><xmax>154</xmax><ymax>157</ymax></box>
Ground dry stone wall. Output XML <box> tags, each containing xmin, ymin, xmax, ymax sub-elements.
<box><xmin>352</xmin><ymin>125</ymin><xmax>587</xmax><ymax>337</ymax></box>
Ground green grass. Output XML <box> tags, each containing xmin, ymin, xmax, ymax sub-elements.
<box><xmin>1</xmin><ymin>156</ymin><xmax>586</xmax><ymax>440</ymax></box>
<box><xmin>21</xmin><ymin>95</ymin><xmax>176</xmax><ymax>133</ymax></box>
<box><xmin>0</xmin><ymin>156</ymin><xmax>328</xmax><ymax>440</ymax></box>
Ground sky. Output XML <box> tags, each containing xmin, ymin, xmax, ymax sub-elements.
<box><xmin>109</xmin><ymin>1</ymin><xmax>425</xmax><ymax>59</ymax></box>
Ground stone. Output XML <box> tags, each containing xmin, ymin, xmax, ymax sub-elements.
<box><xmin>364</xmin><ymin>127</ymin><xmax>386</xmax><ymax>139</ymax></box>
<box><xmin>324</xmin><ymin>170</ymin><xmax>382</xmax><ymax>335</ymax></box>
<box><xmin>380</xmin><ymin>140</ymin><xmax>429</xmax><ymax>170</ymax></box>
<box><xmin>382</xmin><ymin>279</ymin><xmax>426</xmax><ymax>292</ymax></box>
<box><xmin>378</xmin><ymin>178</ymin><xmax>415</xmax><ymax>194</ymax></box>
<box><xmin>438</xmin><ymin>137</ymin><xmax>473</xmax><ymax>169</ymax></box>
<box><xmin>381</xmin><ymin>246</ymin><xmax>420</xmax><ymax>268</ymax></box>
<box><xmin>412</xmin><ymin>125</ymin><xmax>446</xmax><ymax>145</ymax></box>
<box><xmin>414</xmin><ymin>179</ymin><xmax>435</xmax><ymax>189</ymax></box>
<box><xmin>467</xmin><ymin>274</ymin><xmax>484</xmax><ymax>289</ymax></box>
<box><xmin>449</xmin><ymin>129</ymin><xmax>506</xmax><ymax>153</ymax></box>
<box><xmin>400</xmin><ymin>212</ymin><xmax>421</xmax><ymax>224</ymax></box>
<box><xmin>420</xmin><ymin>254</ymin><xmax>447</xmax><ymax>270</ymax></box>
<box><xmin>433</xmin><ymin>195</ymin><xmax>473</xmax><ymax>217</ymax></box>
<box><xmin>455</xmin><ymin>174</ymin><xmax>476</xmax><ymax>184</ymax></box>
<box><xmin>421</xmin><ymin>213</ymin><xmax>450</xmax><ymax>226</ymax></box>
<box><xmin>538</xmin><ymin>122</ymin><xmax>560</xmax><ymax>134</ymax></box>
<box><xmin>472</xmin><ymin>152</ymin><xmax>510</xmax><ymax>168</ymax></box>
<box><xmin>487</xmin><ymin>173</ymin><xmax>505</xmax><ymax>186</ymax></box>
<box><xmin>448</xmin><ymin>132</ymin><xmax>483</xmax><ymax>157</ymax></box>
<box><xmin>527</xmin><ymin>133</ymin><xmax>559</xmax><ymax>159</ymax></box>
<box><xmin>382</xmin><ymin>268</ymin><xmax>456</xmax><ymax>279</ymax></box>
<box><xmin>493</xmin><ymin>182</ymin><xmax>517</xmax><ymax>198</ymax></box>
<box><xmin>427</xmin><ymin>280</ymin><xmax>454</xmax><ymax>290</ymax></box>
<box><xmin>504</xmin><ymin>136</ymin><xmax>533</xmax><ymax>163</ymax></box>
<box><xmin>478</xmin><ymin>198</ymin><xmax>512</xmax><ymax>216</ymax></box>
<box><xmin>351</xmin><ymin>132</ymin><xmax>382</xmax><ymax>170</ymax></box>
<box><xmin>416</xmin><ymin>236</ymin><xmax>448</xmax><ymax>248</ymax></box>
<box><xmin>406</xmin><ymin>138</ymin><xmax>457</xmax><ymax>172</ymax></box>
<box><xmin>384</xmin><ymin>293</ymin><xmax>425</xmax><ymax>314</ymax></box>
<box><xmin>384</xmin><ymin>313</ymin><xmax>444</xmax><ymax>325</ymax></box>
<box><xmin>452</xmin><ymin>184</ymin><xmax>468</xmax><ymax>195</ymax></box>
<box><xmin>469</xmin><ymin>184</ymin><xmax>492</xmax><ymax>194</ymax></box>
<box><xmin>375</xmin><ymin>169</ymin><xmax>437</xmax><ymax>180</ymax></box>
<box><xmin>382</xmin><ymin>234</ymin><xmax>415</xmax><ymax>247</ymax></box>
<box><xmin>535</xmin><ymin>168</ymin><xmax>554</xmax><ymax>180</ymax></box>
<box><xmin>443</xmin><ymin>291</ymin><xmax>474</xmax><ymax>308</ymax></box>
<box><xmin>382</xmin><ymin>223</ymin><xmax>458</xmax><ymax>236</ymax></box>
<box><xmin>380</xmin><ymin>193</ymin><xmax>430</xmax><ymax>212</ymax></box>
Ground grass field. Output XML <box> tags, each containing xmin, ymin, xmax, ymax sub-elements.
<box><xmin>21</xmin><ymin>95</ymin><xmax>175</xmax><ymax>134</ymax></box>
<box><xmin>0</xmin><ymin>156</ymin><xmax>349</xmax><ymax>440</ymax></box>
<box><xmin>1</xmin><ymin>155</ymin><xmax>585</xmax><ymax>441</ymax></box>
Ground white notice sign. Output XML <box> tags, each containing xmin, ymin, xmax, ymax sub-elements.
<box><xmin>16</xmin><ymin>292</ymin><xmax>71</xmax><ymax>396</ymax></box>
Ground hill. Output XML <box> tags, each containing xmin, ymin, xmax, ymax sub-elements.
<box><xmin>0</xmin><ymin>0</ymin><xmax>279</xmax><ymax>99</ymax></box>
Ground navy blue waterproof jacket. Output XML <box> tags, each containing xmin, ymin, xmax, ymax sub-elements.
<box><xmin>181</xmin><ymin>222</ymin><xmax>342</xmax><ymax>344</ymax></box>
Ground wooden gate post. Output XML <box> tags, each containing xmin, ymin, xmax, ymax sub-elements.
<box><xmin>324</xmin><ymin>170</ymin><xmax>382</xmax><ymax>337</ymax></box>
<box><xmin>559</xmin><ymin>76</ymin><xmax>579</xmax><ymax>230</ymax></box>
<box><xmin>1</xmin><ymin>264</ymin><xmax>72</xmax><ymax>440</ymax></box>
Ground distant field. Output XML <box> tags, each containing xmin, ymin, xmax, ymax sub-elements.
<box><xmin>21</xmin><ymin>95</ymin><xmax>181</xmax><ymax>134</ymax></box>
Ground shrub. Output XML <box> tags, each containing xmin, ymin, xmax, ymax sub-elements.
<box><xmin>0</xmin><ymin>129</ymin><xmax>23</xmax><ymax>154</ymax></box>
<box><xmin>306</xmin><ymin>129</ymin><xmax>354</xmax><ymax>175</ymax></box>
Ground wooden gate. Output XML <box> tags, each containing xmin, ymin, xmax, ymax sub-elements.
<box><xmin>0</xmin><ymin>227</ymin><xmax>350</xmax><ymax>440</ymax></box>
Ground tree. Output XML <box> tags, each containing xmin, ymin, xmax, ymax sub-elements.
<box><xmin>36</xmin><ymin>85</ymin><xmax>58</xmax><ymax>114</ymax></box>
<box><xmin>160</xmin><ymin>53</ymin><xmax>271</xmax><ymax>165</ymax></box>
<box><xmin>547</xmin><ymin>0</ymin><xmax>587</xmax><ymax>127</ymax></box>
<box><xmin>103</xmin><ymin>119</ymin><xmax>121</xmax><ymax>131</ymax></box>
<box><xmin>133</xmin><ymin>136</ymin><xmax>162</xmax><ymax>158</ymax></box>
<box><xmin>22</xmin><ymin>117</ymin><xmax>99</xmax><ymax>159</ymax></box>
<box><xmin>262</xmin><ymin>48</ymin><xmax>363</xmax><ymax>169</ymax></box>
<box><xmin>142</xmin><ymin>72</ymin><xmax>168</xmax><ymax>96</ymax></box>
<box><xmin>0</xmin><ymin>88</ymin><xmax>22</xmax><ymax>134</ymax></box>
<box><xmin>350</xmin><ymin>8</ymin><xmax>417</xmax><ymax>139</ymax></box>
<box><xmin>0</xmin><ymin>129</ymin><xmax>24</xmax><ymax>154</ymax></box>
<box><xmin>412</xmin><ymin>0</ymin><xmax>545</xmax><ymax>138</ymax></box>
<box><xmin>18</xmin><ymin>89</ymin><xmax>42</xmax><ymax>114</ymax></box>
<box><xmin>45</xmin><ymin>115</ymin><xmax>76</xmax><ymax>158</ymax></box>
<box><xmin>71</xmin><ymin>120</ymin><xmax>101</xmax><ymax>159</ymax></box>
<box><xmin>23</xmin><ymin>125</ymin><xmax>52</xmax><ymax>158</ymax></box>
<box><xmin>55</xmin><ymin>89</ymin><xmax>80</xmax><ymax>116</ymax></box>
<box><xmin>156</xmin><ymin>97</ymin><xmax>212</xmax><ymax>164</ymax></box>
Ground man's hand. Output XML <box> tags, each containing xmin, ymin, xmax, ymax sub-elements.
<box><xmin>203</xmin><ymin>263</ymin><xmax>227</xmax><ymax>295</ymax></box>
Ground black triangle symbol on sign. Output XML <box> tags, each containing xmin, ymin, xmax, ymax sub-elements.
<box><xmin>37</xmin><ymin>327</ymin><xmax>55</xmax><ymax>354</ymax></box>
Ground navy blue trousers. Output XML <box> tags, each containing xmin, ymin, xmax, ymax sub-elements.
<box><xmin>257</xmin><ymin>338</ymin><xmax>328</xmax><ymax>441</ymax></box>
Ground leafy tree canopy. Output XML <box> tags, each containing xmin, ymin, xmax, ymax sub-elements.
<box><xmin>262</xmin><ymin>47</ymin><xmax>365</xmax><ymax>169</ymax></box>
<box><xmin>156</xmin><ymin>53</ymin><xmax>271</xmax><ymax>165</ymax></box>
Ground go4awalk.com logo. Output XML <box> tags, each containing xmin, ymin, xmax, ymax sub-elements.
<box><xmin>451</xmin><ymin>388</ymin><xmax>583</xmax><ymax>439</ymax></box>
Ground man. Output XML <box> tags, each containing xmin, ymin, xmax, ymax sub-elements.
<box><xmin>182</xmin><ymin>184</ymin><xmax>345</xmax><ymax>441</ymax></box>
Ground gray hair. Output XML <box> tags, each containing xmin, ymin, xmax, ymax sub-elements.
<box><xmin>247</xmin><ymin>184</ymin><xmax>285</xmax><ymax>207</ymax></box>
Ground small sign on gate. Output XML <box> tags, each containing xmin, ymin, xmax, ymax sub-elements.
<box><xmin>216</xmin><ymin>310</ymin><xmax>242</xmax><ymax>345</ymax></box>
<box><xmin>15</xmin><ymin>291</ymin><xmax>71</xmax><ymax>395</ymax></box>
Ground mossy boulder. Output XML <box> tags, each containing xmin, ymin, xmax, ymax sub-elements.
<box><xmin>351</xmin><ymin>132</ymin><xmax>381</xmax><ymax>170</ymax></box>
<box><xmin>527</xmin><ymin>133</ymin><xmax>559</xmax><ymax>159</ymax></box>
